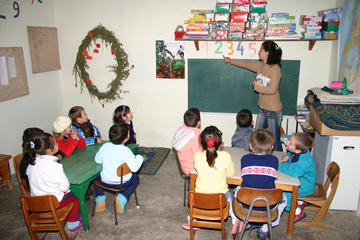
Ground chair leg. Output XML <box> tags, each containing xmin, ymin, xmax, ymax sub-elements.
<box><xmin>133</xmin><ymin>189</ymin><xmax>140</xmax><ymax>208</ymax></box>
<box><xmin>183</xmin><ymin>178</ymin><xmax>187</xmax><ymax>207</ymax></box>
<box><xmin>58</xmin><ymin>227</ymin><xmax>70</xmax><ymax>240</ymax></box>
<box><xmin>70</xmin><ymin>231</ymin><xmax>79</xmax><ymax>240</ymax></box>
<box><xmin>114</xmin><ymin>195</ymin><xmax>118</xmax><ymax>225</ymax></box>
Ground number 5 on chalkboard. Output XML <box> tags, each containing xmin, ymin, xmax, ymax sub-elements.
<box><xmin>249</xmin><ymin>43</ymin><xmax>257</xmax><ymax>57</ymax></box>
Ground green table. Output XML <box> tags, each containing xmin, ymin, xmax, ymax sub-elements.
<box><xmin>62</xmin><ymin>143</ymin><xmax>103</xmax><ymax>231</ymax></box>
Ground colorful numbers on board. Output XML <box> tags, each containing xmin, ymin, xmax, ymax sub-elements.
<box><xmin>201</xmin><ymin>41</ymin><xmax>258</xmax><ymax>57</ymax></box>
<box><xmin>0</xmin><ymin>0</ymin><xmax>42</xmax><ymax>20</ymax></box>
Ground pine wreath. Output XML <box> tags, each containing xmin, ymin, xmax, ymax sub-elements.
<box><xmin>73</xmin><ymin>24</ymin><xmax>133</xmax><ymax>104</ymax></box>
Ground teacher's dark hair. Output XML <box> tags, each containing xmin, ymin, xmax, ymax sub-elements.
<box><xmin>262</xmin><ymin>40</ymin><xmax>282</xmax><ymax>66</ymax></box>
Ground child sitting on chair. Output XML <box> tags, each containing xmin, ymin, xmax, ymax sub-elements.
<box><xmin>26</xmin><ymin>132</ymin><xmax>82</xmax><ymax>231</ymax></box>
<box><xmin>53</xmin><ymin>116</ymin><xmax>85</xmax><ymax>156</ymax></box>
<box><xmin>233</xmin><ymin>128</ymin><xmax>287</xmax><ymax>239</ymax></box>
<box><xmin>94</xmin><ymin>122</ymin><xmax>144</xmax><ymax>214</ymax></box>
<box><xmin>182</xmin><ymin>126</ymin><xmax>235</xmax><ymax>230</ymax></box>
<box><xmin>172</xmin><ymin>108</ymin><xmax>203</xmax><ymax>176</ymax></box>
<box><xmin>113</xmin><ymin>105</ymin><xmax>137</xmax><ymax>144</ymax></box>
<box><xmin>68</xmin><ymin>106</ymin><xmax>102</xmax><ymax>146</ymax></box>
<box><xmin>279</xmin><ymin>132</ymin><xmax>316</xmax><ymax>223</ymax></box>
<box><xmin>231</xmin><ymin>109</ymin><xmax>254</xmax><ymax>150</ymax></box>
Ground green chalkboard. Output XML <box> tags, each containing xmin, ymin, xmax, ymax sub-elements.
<box><xmin>188</xmin><ymin>59</ymin><xmax>300</xmax><ymax>115</ymax></box>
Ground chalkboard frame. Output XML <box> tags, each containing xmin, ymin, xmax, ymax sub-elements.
<box><xmin>188</xmin><ymin>59</ymin><xmax>300</xmax><ymax>115</ymax></box>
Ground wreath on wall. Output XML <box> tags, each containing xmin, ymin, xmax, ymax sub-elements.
<box><xmin>73</xmin><ymin>24</ymin><xmax>133</xmax><ymax>106</ymax></box>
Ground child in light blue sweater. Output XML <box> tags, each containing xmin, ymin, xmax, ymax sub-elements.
<box><xmin>94</xmin><ymin>122</ymin><xmax>143</xmax><ymax>214</ymax></box>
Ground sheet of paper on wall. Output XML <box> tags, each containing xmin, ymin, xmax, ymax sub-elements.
<box><xmin>8</xmin><ymin>57</ymin><xmax>17</xmax><ymax>78</ymax></box>
<box><xmin>0</xmin><ymin>56</ymin><xmax>9</xmax><ymax>86</ymax></box>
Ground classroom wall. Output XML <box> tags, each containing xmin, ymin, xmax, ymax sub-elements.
<box><xmin>0</xmin><ymin>0</ymin><xmax>344</xmax><ymax>173</ymax></box>
<box><xmin>54</xmin><ymin>0</ymin><xmax>344</xmax><ymax>149</ymax></box>
<box><xmin>0</xmin><ymin>1</ymin><xmax>62</xmax><ymax>173</ymax></box>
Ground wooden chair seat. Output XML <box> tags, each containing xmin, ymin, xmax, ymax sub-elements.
<box><xmin>297</xmin><ymin>161</ymin><xmax>340</xmax><ymax>229</ymax></box>
<box><xmin>188</xmin><ymin>192</ymin><xmax>229</xmax><ymax>240</ymax></box>
<box><xmin>91</xmin><ymin>162</ymin><xmax>139</xmax><ymax>225</ymax></box>
<box><xmin>21</xmin><ymin>195</ymin><xmax>78</xmax><ymax>240</ymax></box>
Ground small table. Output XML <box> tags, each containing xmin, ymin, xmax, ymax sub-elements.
<box><xmin>0</xmin><ymin>154</ymin><xmax>13</xmax><ymax>190</ymax></box>
<box><xmin>189</xmin><ymin>147</ymin><xmax>300</xmax><ymax>239</ymax></box>
<box><xmin>62</xmin><ymin>144</ymin><xmax>103</xmax><ymax>231</ymax></box>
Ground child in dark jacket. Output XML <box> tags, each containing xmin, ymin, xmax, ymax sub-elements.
<box><xmin>231</xmin><ymin>109</ymin><xmax>254</xmax><ymax>151</ymax></box>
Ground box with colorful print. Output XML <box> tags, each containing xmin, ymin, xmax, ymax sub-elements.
<box><xmin>228</xmin><ymin>32</ymin><xmax>243</xmax><ymax>40</ymax></box>
<box><xmin>212</xmin><ymin>30</ymin><xmax>229</xmax><ymax>39</ymax></box>
<box><xmin>233</xmin><ymin>0</ymin><xmax>250</xmax><ymax>4</ymax></box>
<box><xmin>232</xmin><ymin>4</ymin><xmax>250</xmax><ymax>13</ymax></box>
<box><xmin>230</xmin><ymin>22</ymin><xmax>246</xmax><ymax>32</ymax></box>
<box><xmin>216</xmin><ymin>3</ymin><xmax>231</xmax><ymax>13</ymax></box>
<box><xmin>231</xmin><ymin>12</ymin><xmax>249</xmax><ymax>22</ymax></box>
<box><xmin>215</xmin><ymin>13</ymin><xmax>230</xmax><ymax>22</ymax></box>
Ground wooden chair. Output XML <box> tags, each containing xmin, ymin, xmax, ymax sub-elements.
<box><xmin>20</xmin><ymin>195</ymin><xmax>77</xmax><ymax>240</ymax></box>
<box><xmin>13</xmin><ymin>153</ymin><xmax>30</xmax><ymax>196</ymax></box>
<box><xmin>297</xmin><ymin>161</ymin><xmax>340</xmax><ymax>229</ymax></box>
<box><xmin>91</xmin><ymin>162</ymin><xmax>139</xmax><ymax>225</ymax></box>
<box><xmin>174</xmin><ymin>149</ymin><xmax>190</xmax><ymax>206</ymax></box>
<box><xmin>232</xmin><ymin>187</ymin><xmax>283</xmax><ymax>240</ymax></box>
<box><xmin>188</xmin><ymin>191</ymin><xmax>229</xmax><ymax>240</ymax></box>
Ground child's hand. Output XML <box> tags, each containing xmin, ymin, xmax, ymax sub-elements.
<box><xmin>223</xmin><ymin>55</ymin><xmax>231</xmax><ymax>63</ymax></box>
<box><xmin>134</xmin><ymin>133</ymin><xmax>136</xmax><ymax>139</ymax></box>
<box><xmin>96</xmin><ymin>137</ymin><xmax>102</xmax><ymax>144</ymax></box>
<box><xmin>70</xmin><ymin>129</ymin><xmax>79</xmax><ymax>140</ymax></box>
<box><xmin>56</xmin><ymin>154</ymin><xmax>63</xmax><ymax>161</ymax></box>
<box><xmin>280</xmin><ymin>155</ymin><xmax>290</xmax><ymax>163</ymax></box>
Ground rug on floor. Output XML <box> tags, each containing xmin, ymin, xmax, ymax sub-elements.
<box><xmin>136</xmin><ymin>147</ymin><xmax>170</xmax><ymax>175</ymax></box>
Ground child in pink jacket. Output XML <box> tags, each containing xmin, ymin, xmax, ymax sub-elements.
<box><xmin>172</xmin><ymin>108</ymin><xmax>202</xmax><ymax>175</ymax></box>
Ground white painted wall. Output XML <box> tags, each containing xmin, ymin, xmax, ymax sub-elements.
<box><xmin>0</xmin><ymin>1</ymin><xmax>62</xmax><ymax>172</ymax></box>
<box><xmin>0</xmin><ymin>0</ymin><xmax>343</xmax><ymax>173</ymax></box>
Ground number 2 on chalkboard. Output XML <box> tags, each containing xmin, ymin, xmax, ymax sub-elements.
<box><xmin>215</xmin><ymin>42</ymin><xmax>223</xmax><ymax>54</ymax></box>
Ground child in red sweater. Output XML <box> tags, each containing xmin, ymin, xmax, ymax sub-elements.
<box><xmin>53</xmin><ymin>116</ymin><xmax>85</xmax><ymax>156</ymax></box>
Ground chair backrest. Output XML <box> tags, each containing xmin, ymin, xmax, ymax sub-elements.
<box><xmin>21</xmin><ymin>195</ymin><xmax>60</xmax><ymax>213</ymax></box>
<box><xmin>189</xmin><ymin>191</ymin><xmax>227</xmax><ymax>210</ymax></box>
<box><xmin>13</xmin><ymin>153</ymin><xmax>30</xmax><ymax>196</ymax></box>
<box><xmin>117</xmin><ymin>162</ymin><xmax>132</xmax><ymax>177</ymax></box>
<box><xmin>324</xmin><ymin>161</ymin><xmax>340</xmax><ymax>201</ymax></box>
<box><xmin>236</xmin><ymin>187</ymin><xmax>283</xmax><ymax>207</ymax></box>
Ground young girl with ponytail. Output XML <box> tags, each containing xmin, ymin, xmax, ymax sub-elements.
<box><xmin>182</xmin><ymin>126</ymin><xmax>236</xmax><ymax>231</ymax></box>
<box><xmin>25</xmin><ymin>132</ymin><xmax>82</xmax><ymax>231</ymax></box>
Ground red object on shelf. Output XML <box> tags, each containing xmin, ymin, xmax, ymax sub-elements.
<box><xmin>175</xmin><ymin>31</ymin><xmax>185</xmax><ymax>38</ymax></box>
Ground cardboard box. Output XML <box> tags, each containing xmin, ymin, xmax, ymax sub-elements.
<box><xmin>309</xmin><ymin>105</ymin><xmax>360</xmax><ymax>136</ymax></box>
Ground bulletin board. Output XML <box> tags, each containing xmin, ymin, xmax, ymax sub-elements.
<box><xmin>27</xmin><ymin>26</ymin><xmax>61</xmax><ymax>73</ymax></box>
<box><xmin>188</xmin><ymin>59</ymin><xmax>300</xmax><ymax>115</ymax></box>
<box><xmin>0</xmin><ymin>47</ymin><xmax>29</xmax><ymax>102</ymax></box>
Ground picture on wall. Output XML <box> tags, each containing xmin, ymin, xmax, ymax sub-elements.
<box><xmin>156</xmin><ymin>40</ymin><xmax>185</xmax><ymax>79</ymax></box>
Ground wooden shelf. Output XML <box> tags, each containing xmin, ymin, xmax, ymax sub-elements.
<box><xmin>175</xmin><ymin>38</ymin><xmax>337</xmax><ymax>51</ymax></box>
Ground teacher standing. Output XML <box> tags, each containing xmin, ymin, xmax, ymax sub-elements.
<box><xmin>224</xmin><ymin>40</ymin><xmax>283</xmax><ymax>151</ymax></box>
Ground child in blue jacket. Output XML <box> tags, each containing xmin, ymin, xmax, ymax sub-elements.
<box><xmin>279</xmin><ymin>132</ymin><xmax>316</xmax><ymax>222</ymax></box>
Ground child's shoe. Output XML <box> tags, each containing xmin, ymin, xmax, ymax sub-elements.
<box><xmin>294</xmin><ymin>209</ymin><xmax>306</xmax><ymax>223</ymax></box>
<box><xmin>95</xmin><ymin>195</ymin><xmax>106</xmax><ymax>213</ymax></box>
<box><xmin>116</xmin><ymin>193</ymin><xmax>127</xmax><ymax>214</ymax></box>
<box><xmin>182</xmin><ymin>223</ymin><xmax>200</xmax><ymax>231</ymax></box>
<box><xmin>257</xmin><ymin>227</ymin><xmax>269</xmax><ymax>240</ymax></box>
<box><xmin>66</xmin><ymin>219</ymin><xmax>83</xmax><ymax>231</ymax></box>
<box><xmin>231</xmin><ymin>219</ymin><xmax>244</xmax><ymax>235</ymax></box>
<box><xmin>297</xmin><ymin>201</ymin><xmax>309</xmax><ymax>210</ymax></box>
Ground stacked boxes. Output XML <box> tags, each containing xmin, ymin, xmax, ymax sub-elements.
<box><xmin>318</xmin><ymin>8</ymin><xmax>342</xmax><ymax>39</ymax></box>
<box><xmin>212</xmin><ymin>0</ymin><xmax>232</xmax><ymax>39</ymax></box>
<box><xmin>265</xmin><ymin>13</ymin><xmax>300</xmax><ymax>39</ymax></box>
<box><xmin>299</xmin><ymin>15</ymin><xmax>322</xmax><ymax>39</ymax></box>
<box><xmin>244</xmin><ymin>0</ymin><xmax>267</xmax><ymax>40</ymax></box>
<box><xmin>183</xmin><ymin>10</ymin><xmax>214</xmax><ymax>39</ymax></box>
<box><xmin>228</xmin><ymin>0</ymin><xmax>251</xmax><ymax>40</ymax></box>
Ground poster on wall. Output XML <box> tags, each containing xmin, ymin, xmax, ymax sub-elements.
<box><xmin>156</xmin><ymin>40</ymin><xmax>185</xmax><ymax>79</ymax></box>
